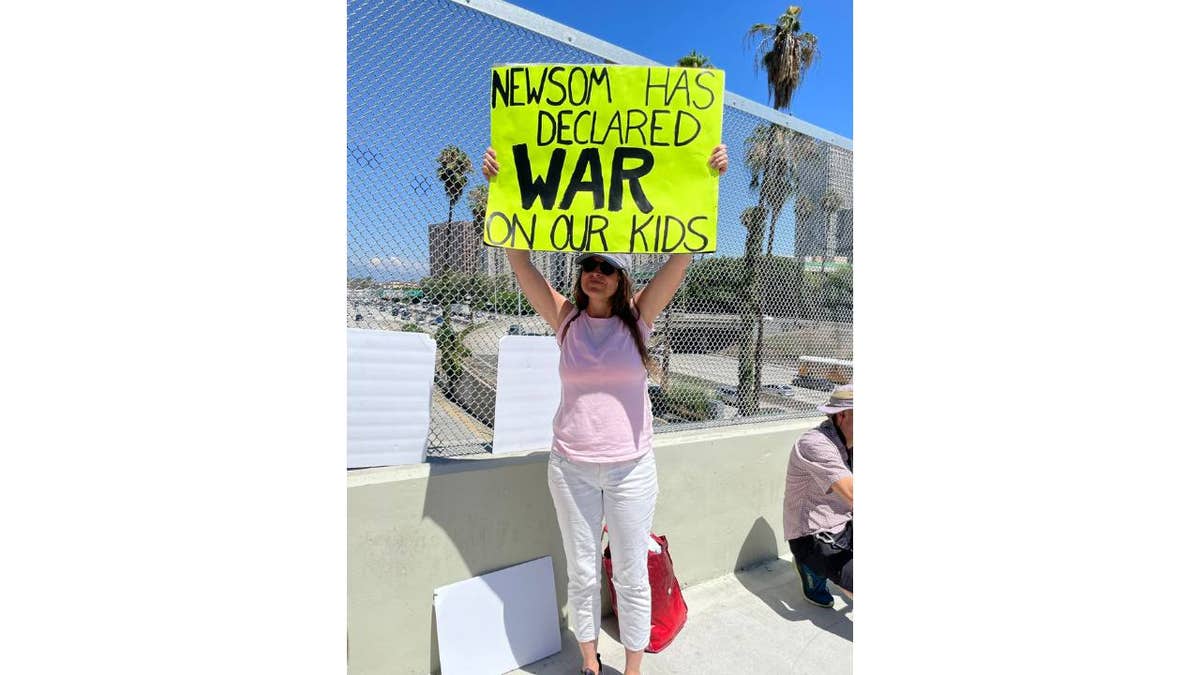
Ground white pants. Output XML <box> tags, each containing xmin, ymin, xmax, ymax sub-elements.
<box><xmin>547</xmin><ymin>450</ymin><xmax>658</xmax><ymax>651</ymax></box>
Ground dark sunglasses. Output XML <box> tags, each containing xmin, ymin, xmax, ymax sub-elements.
<box><xmin>579</xmin><ymin>257</ymin><xmax>617</xmax><ymax>275</ymax></box>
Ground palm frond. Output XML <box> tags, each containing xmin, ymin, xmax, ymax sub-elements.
<box><xmin>467</xmin><ymin>184</ymin><xmax>489</xmax><ymax>220</ymax></box>
<box><xmin>436</xmin><ymin>145</ymin><xmax>473</xmax><ymax>207</ymax></box>
<box><xmin>794</xmin><ymin>194</ymin><xmax>815</xmax><ymax>219</ymax></box>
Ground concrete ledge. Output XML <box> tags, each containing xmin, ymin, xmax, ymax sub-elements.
<box><xmin>348</xmin><ymin>417</ymin><xmax>823</xmax><ymax>675</ymax></box>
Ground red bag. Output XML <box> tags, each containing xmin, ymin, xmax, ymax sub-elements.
<box><xmin>602</xmin><ymin>531</ymin><xmax>688</xmax><ymax>653</ymax></box>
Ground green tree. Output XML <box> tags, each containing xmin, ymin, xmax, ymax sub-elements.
<box><xmin>661</xmin><ymin>381</ymin><xmax>717</xmax><ymax>421</ymax></box>
<box><xmin>490</xmin><ymin>289</ymin><xmax>530</xmax><ymax>315</ymax></box>
<box><xmin>676</xmin><ymin>50</ymin><xmax>714</xmax><ymax>69</ymax></box>
<box><xmin>821</xmin><ymin>264</ymin><xmax>853</xmax><ymax>322</ymax></box>
<box><xmin>433</xmin><ymin>322</ymin><xmax>473</xmax><ymax>397</ymax></box>
<box><xmin>420</xmin><ymin>272</ymin><xmax>493</xmax><ymax>323</ymax></box>
<box><xmin>436</xmin><ymin>145</ymin><xmax>473</xmax><ymax>230</ymax></box>
<box><xmin>681</xmin><ymin>256</ymin><xmax>744</xmax><ymax>313</ymax></box>
<box><xmin>758</xmin><ymin>255</ymin><xmax>802</xmax><ymax>317</ymax></box>
<box><xmin>681</xmin><ymin>255</ymin><xmax>813</xmax><ymax>317</ymax></box>
<box><xmin>745</xmin><ymin>5</ymin><xmax>820</xmax><ymax>111</ymax></box>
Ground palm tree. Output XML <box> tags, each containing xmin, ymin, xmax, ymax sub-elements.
<box><xmin>433</xmin><ymin>321</ymin><xmax>476</xmax><ymax>401</ymax></box>
<box><xmin>676</xmin><ymin>50</ymin><xmax>714</xmax><ymax>69</ymax></box>
<box><xmin>436</xmin><ymin>145</ymin><xmax>472</xmax><ymax>232</ymax></box>
<box><xmin>467</xmin><ymin>183</ymin><xmax>490</xmax><ymax>287</ymax></box>
<box><xmin>745</xmin><ymin>124</ymin><xmax>820</xmax><ymax>256</ymax></box>
<box><xmin>744</xmin><ymin>124</ymin><xmax>821</xmax><ymax>405</ymax></box>
<box><xmin>745</xmin><ymin>5</ymin><xmax>820</xmax><ymax>111</ymax></box>
<box><xmin>793</xmin><ymin>193</ymin><xmax>816</xmax><ymax>251</ymax></box>
<box><xmin>742</xmin><ymin>4</ymin><xmax>820</xmax><ymax>413</ymax></box>
<box><xmin>467</xmin><ymin>183</ymin><xmax>488</xmax><ymax>233</ymax></box>
<box><xmin>737</xmin><ymin>206</ymin><xmax>766</xmax><ymax>416</ymax></box>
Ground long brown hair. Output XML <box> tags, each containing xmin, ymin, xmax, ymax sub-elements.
<box><xmin>561</xmin><ymin>266</ymin><xmax>659</xmax><ymax>377</ymax></box>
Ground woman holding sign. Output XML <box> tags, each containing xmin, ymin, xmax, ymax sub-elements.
<box><xmin>482</xmin><ymin>144</ymin><xmax>728</xmax><ymax>675</ymax></box>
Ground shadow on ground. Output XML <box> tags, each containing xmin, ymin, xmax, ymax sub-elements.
<box><xmin>733</xmin><ymin>517</ymin><xmax>853</xmax><ymax>643</ymax></box>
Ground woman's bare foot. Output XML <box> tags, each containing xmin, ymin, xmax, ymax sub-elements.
<box><xmin>578</xmin><ymin>640</ymin><xmax>600</xmax><ymax>674</ymax></box>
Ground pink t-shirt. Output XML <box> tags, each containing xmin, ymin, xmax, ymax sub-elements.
<box><xmin>551</xmin><ymin>307</ymin><xmax>654</xmax><ymax>463</ymax></box>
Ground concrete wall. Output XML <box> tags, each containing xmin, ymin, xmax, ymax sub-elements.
<box><xmin>347</xmin><ymin>416</ymin><xmax>821</xmax><ymax>675</ymax></box>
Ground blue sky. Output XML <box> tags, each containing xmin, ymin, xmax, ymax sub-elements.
<box><xmin>502</xmin><ymin>0</ymin><xmax>852</xmax><ymax>138</ymax></box>
<box><xmin>348</xmin><ymin>0</ymin><xmax>853</xmax><ymax>281</ymax></box>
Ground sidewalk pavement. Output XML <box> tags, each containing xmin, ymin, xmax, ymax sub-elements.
<box><xmin>507</xmin><ymin>557</ymin><xmax>852</xmax><ymax>674</ymax></box>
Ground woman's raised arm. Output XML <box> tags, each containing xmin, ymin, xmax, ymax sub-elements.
<box><xmin>483</xmin><ymin>147</ymin><xmax>574</xmax><ymax>331</ymax></box>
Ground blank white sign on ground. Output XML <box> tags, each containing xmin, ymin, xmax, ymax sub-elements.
<box><xmin>491</xmin><ymin>336</ymin><xmax>561</xmax><ymax>455</ymax></box>
<box><xmin>433</xmin><ymin>556</ymin><xmax>562</xmax><ymax>675</ymax></box>
<box><xmin>347</xmin><ymin>328</ymin><xmax>436</xmax><ymax>468</ymax></box>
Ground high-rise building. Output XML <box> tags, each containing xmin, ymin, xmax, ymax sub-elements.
<box><xmin>532</xmin><ymin>250</ymin><xmax>571</xmax><ymax>293</ymax></box>
<box><xmin>795</xmin><ymin>144</ymin><xmax>853</xmax><ymax>263</ymax></box>
<box><xmin>428</xmin><ymin>220</ymin><xmax>480</xmax><ymax>277</ymax></box>
<box><xmin>480</xmin><ymin>245</ymin><xmax>572</xmax><ymax>292</ymax></box>
<box><xmin>827</xmin><ymin>145</ymin><xmax>853</xmax><ymax>210</ymax></box>
<box><xmin>481</xmin><ymin>245</ymin><xmax>513</xmax><ymax>288</ymax></box>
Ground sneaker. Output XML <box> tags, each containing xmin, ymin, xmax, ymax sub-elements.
<box><xmin>800</xmin><ymin>563</ymin><xmax>835</xmax><ymax>608</ymax></box>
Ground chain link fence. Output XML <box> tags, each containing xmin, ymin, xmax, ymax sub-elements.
<box><xmin>349</xmin><ymin>0</ymin><xmax>852</xmax><ymax>458</ymax></box>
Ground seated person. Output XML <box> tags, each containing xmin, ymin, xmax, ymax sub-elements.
<box><xmin>783</xmin><ymin>384</ymin><xmax>853</xmax><ymax>606</ymax></box>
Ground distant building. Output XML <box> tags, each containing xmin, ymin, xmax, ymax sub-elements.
<box><xmin>481</xmin><ymin>245</ymin><xmax>572</xmax><ymax>292</ymax></box>
<box><xmin>539</xmin><ymin>251</ymin><xmax>572</xmax><ymax>293</ymax></box>
<box><xmin>826</xmin><ymin>145</ymin><xmax>853</xmax><ymax>210</ymax></box>
<box><xmin>428</xmin><ymin>220</ymin><xmax>480</xmax><ymax>277</ymax></box>
<box><xmin>481</xmin><ymin>245</ymin><xmax>514</xmax><ymax>288</ymax></box>
<box><xmin>795</xmin><ymin>144</ymin><xmax>853</xmax><ymax>263</ymax></box>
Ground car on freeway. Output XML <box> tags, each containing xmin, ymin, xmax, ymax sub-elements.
<box><xmin>761</xmin><ymin>384</ymin><xmax>795</xmax><ymax>397</ymax></box>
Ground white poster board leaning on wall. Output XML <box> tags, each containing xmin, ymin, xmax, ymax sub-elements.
<box><xmin>491</xmin><ymin>336</ymin><xmax>562</xmax><ymax>455</ymax></box>
<box><xmin>347</xmin><ymin>328</ymin><xmax>436</xmax><ymax>467</ymax></box>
